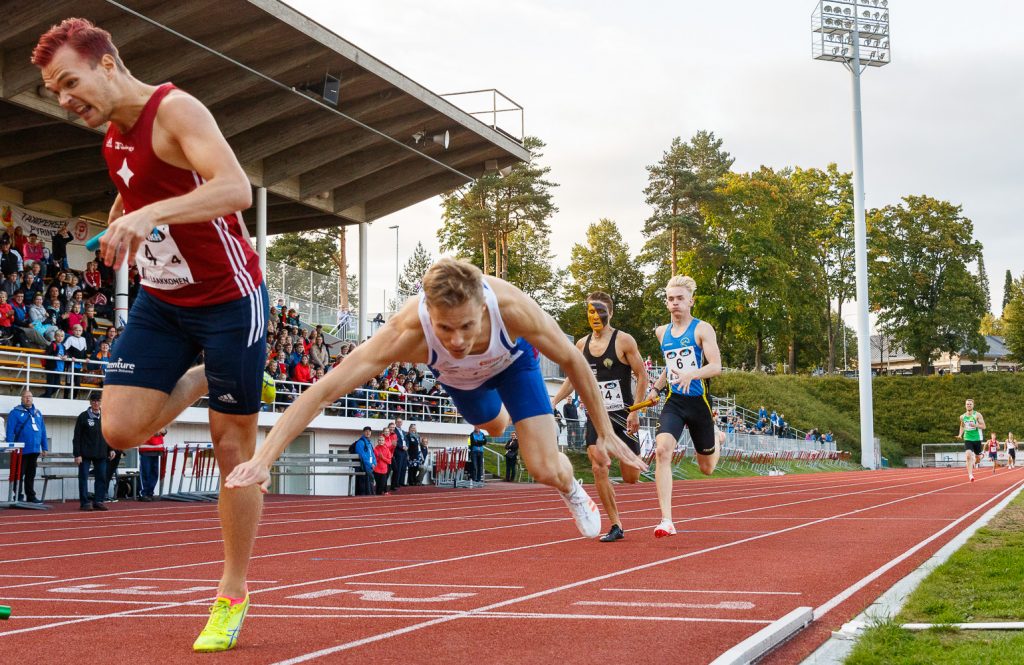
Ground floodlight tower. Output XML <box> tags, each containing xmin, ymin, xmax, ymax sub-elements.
<box><xmin>812</xmin><ymin>0</ymin><xmax>890</xmax><ymax>469</ymax></box>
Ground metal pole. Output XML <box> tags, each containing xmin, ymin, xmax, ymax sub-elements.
<box><xmin>115</xmin><ymin>262</ymin><xmax>129</xmax><ymax>328</ymax></box>
<box><xmin>358</xmin><ymin>222</ymin><xmax>368</xmax><ymax>341</ymax></box>
<box><xmin>256</xmin><ymin>187</ymin><xmax>267</xmax><ymax>274</ymax></box>
<box><xmin>389</xmin><ymin>225</ymin><xmax>399</xmax><ymax>308</ymax></box>
<box><xmin>849</xmin><ymin>17</ymin><xmax>877</xmax><ymax>470</ymax></box>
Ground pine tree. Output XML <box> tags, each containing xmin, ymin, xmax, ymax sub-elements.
<box><xmin>1004</xmin><ymin>269</ymin><xmax>1014</xmax><ymax>310</ymax></box>
<box><xmin>977</xmin><ymin>252</ymin><xmax>991</xmax><ymax>313</ymax></box>
<box><xmin>388</xmin><ymin>241</ymin><xmax>433</xmax><ymax>310</ymax></box>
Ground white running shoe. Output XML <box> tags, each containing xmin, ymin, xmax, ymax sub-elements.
<box><xmin>654</xmin><ymin>518</ymin><xmax>677</xmax><ymax>538</ymax></box>
<box><xmin>560</xmin><ymin>479</ymin><xmax>601</xmax><ymax>538</ymax></box>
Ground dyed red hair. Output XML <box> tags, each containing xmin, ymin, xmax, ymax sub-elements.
<box><xmin>31</xmin><ymin>18</ymin><xmax>122</xmax><ymax>69</ymax></box>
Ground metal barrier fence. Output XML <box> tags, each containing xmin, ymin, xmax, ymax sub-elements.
<box><xmin>0</xmin><ymin>349</ymin><xmax>467</xmax><ymax>424</ymax></box>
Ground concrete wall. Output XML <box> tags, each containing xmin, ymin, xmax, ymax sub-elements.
<box><xmin>0</xmin><ymin>395</ymin><xmax>472</xmax><ymax>502</ymax></box>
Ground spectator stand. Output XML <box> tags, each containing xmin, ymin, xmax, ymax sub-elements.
<box><xmin>1</xmin><ymin>441</ymin><xmax>48</xmax><ymax>510</ymax></box>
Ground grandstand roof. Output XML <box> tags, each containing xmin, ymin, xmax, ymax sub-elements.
<box><xmin>0</xmin><ymin>0</ymin><xmax>529</xmax><ymax>233</ymax></box>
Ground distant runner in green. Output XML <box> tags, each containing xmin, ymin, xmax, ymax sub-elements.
<box><xmin>957</xmin><ymin>398</ymin><xmax>986</xmax><ymax>483</ymax></box>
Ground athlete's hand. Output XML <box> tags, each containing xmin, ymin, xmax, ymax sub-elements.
<box><xmin>670</xmin><ymin>371</ymin><xmax>697</xmax><ymax>391</ymax></box>
<box><xmin>224</xmin><ymin>460</ymin><xmax>271</xmax><ymax>493</ymax></box>
<box><xmin>599</xmin><ymin>434</ymin><xmax>648</xmax><ymax>473</ymax></box>
<box><xmin>101</xmin><ymin>208</ymin><xmax>156</xmax><ymax>270</ymax></box>
<box><xmin>625</xmin><ymin>410</ymin><xmax>640</xmax><ymax>435</ymax></box>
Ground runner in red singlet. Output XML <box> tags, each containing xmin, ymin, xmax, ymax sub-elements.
<box><xmin>35</xmin><ymin>18</ymin><xmax>266</xmax><ymax>652</ymax></box>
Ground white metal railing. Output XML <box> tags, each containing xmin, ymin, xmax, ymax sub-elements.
<box><xmin>0</xmin><ymin>349</ymin><xmax>464</xmax><ymax>423</ymax></box>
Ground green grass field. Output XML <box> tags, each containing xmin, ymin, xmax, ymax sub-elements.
<box><xmin>845</xmin><ymin>490</ymin><xmax>1024</xmax><ymax>664</ymax></box>
<box><xmin>712</xmin><ymin>372</ymin><xmax>1024</xmax><ymax>464</ymax></box>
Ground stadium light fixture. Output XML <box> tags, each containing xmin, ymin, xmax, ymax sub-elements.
<box><xmin>811</xmin><ymin>0</ymin><xmax>891</xmax><ymax>470</ymax></box>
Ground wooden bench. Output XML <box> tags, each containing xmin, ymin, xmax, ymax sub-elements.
<box><xmin>270</xmin><ymin>452</ymin><xmax>369</xmax><ymax>495</ymax></box>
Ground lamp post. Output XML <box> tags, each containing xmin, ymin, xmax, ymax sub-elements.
<box><xmin>812</xmin><ymin>0</ymin><xmax>890</xmax><ymax>469</ymax></box>
<box><xmin>388</xmin><ymin>225</ymin><xmax>399</xmax><ymax>310</ymax></box>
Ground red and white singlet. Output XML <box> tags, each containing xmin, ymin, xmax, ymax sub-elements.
<box><xmin>102</xmin><ymin>83</ymin><xmax>261</xmax><ymax>307</ymax></box>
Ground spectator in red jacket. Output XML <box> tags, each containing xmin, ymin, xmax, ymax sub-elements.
<box><xmin>372</xmin><ymin>435</ymin><xmax>393</xmax><ymax>495</ymax></box>
<box><xmin>291</xmin><ymin>354</ymin><xmax>312</xmax><ymax>384</ymax></box>
<box><xmin>138</xmin><ymin>428</ymin><xmax>166</xmax><ymax>501</ymax></box>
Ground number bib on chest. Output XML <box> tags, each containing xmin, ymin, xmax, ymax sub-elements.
<box><xmin>664</xmin><ymin>346</ymin><xmax>699</xmax><ymax>383</ymax></box>
<box><xmin>137</xmin><ymin>226</ymin><xmax>196</xmax><ymax>289</ymax></box>
<box><xmin>597</xmin><ymin>379</ymin><xmax>625</xmax><ymax>410</ymax></box>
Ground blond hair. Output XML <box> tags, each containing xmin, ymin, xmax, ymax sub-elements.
<box><xmin>422</xmin><ymin>258</ymin><xmax>484</xmax><ymax>308</ymax></box>
<box><xmin>665</xmin><ymin>275</ymin><xmax>697</xmax><ymax>294</ymax></box>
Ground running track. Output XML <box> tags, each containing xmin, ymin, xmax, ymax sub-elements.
<box><xmin>1</xmin><ymin>467</ymin><xmax>1020</xmax><ymax>664</ymax></box>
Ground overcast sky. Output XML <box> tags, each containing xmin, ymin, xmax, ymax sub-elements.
<box><xmin>283</xmin><ymin>0</ymin><xmax>1023</xmax><ymax>320</ymax></box>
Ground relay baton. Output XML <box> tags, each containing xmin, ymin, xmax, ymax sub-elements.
<box><xmin>627</xmin><ymin>396</ymin><xmax>659</xmax><ymax>412</ymax></box>
<box><xmin>85</xmin><ymin>229</ymin><xmax>107</xmax><ymax>251</ymax></box>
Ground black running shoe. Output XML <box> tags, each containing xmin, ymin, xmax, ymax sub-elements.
<box><xmin>600</xmin><ymin>524</ymin><xmax>625</xmax><ymax>542</ymax></box>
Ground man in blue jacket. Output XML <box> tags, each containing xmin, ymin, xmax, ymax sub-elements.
<box><xmin>468</xmin><ymin>427</ymin><xmax>487</xmax><ymax>484</ymax></box>
<box><xmin>6</xmin><ymin>389</ymin><xmax>48</xmax><ymax>503</ymax></box>
<box><xmin>352</xmin><ymin>426</ymin><xmax>376</xmax><ymax>496</ymax></box>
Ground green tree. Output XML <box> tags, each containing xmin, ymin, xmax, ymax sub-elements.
<box><xmin>979</xmin><ymin>312</ymin><xmax>1004</xmax><ymax>337</ymax></box>
<box><xmin>558</xmin><ymin>219</ymin><xmax>645</xmax><ymax>341</ymax></box>
<box><xmin>439</xmin><ymin>136</ymin><xmax>557</xmax><ymax>282</ymax></box>
<box><xmin>1004</xmin><ymin>278</ymin><xmax>1024</xmax><ymax>362</ymax></box>
<box><xmin>976</xmin><ymin>251</ymin><xmax>991</xmax><ymax>313</ymax></box>
<box><xmin>792</xmin><ymin>164</ymin><xmax>855</xmax><ymax>372</ymax></box>
<box><xmin>1003</xmin><ymin>269</ymin><xmax>1014</xmax><ymax>310</ymax></box>
<box><xmin>642</xmin><ymin>131</ymin><xmax>734</xmax><ymax>276</ymax></box>
<box><xmin>387</xmin><ymin>241</ymin><xmax>433</xmax><ymax>310</ymax></box>
<box><xmin>868</xmin><ymin>196</ymin><xmax>988</xmax><ymax>370</ymax></box>
<box><xmin>266</xmin><ymin>227</ymin><xmax>354</xmax><ymax>309</ymax></box>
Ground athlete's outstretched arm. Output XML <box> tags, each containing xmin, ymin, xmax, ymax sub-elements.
<box><xmin>100</xmin><ymin>93</ymin><xmax>251</xmax><ymax>269</ymax></box>
<box><xmin>225</xmin><ymin>312</ymin><xmax>422</xmax><ymax>490</ymax></box>
<box><xmin>550</xmin><ymin>339</ymin><xmax>586</xmax><ymax>408</ymax></box>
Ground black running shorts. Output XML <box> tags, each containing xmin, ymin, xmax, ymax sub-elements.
<box><xmin>585</xmin><ymin>409</ymin><xmax>640</xmax><ymax>455</ymax></box>
<box><xmin>656</xmin><ymin>393</ymin><xmax>717</xmax><ymax>455</ymax></box>
<box><xmin>964</xmin><ymin>440</ymin><xmax>982</xmax><ymax>456</ymax></box>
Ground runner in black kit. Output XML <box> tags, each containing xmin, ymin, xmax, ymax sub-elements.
<box><xmin>644</xmin><ymin>275</ymin><xmax>722</xmax><ymax>538</ymax></box>
<box><xmin>552</xmin><ymin>292</ymin><xmax>649</xmax><ymax>542</ymax></box>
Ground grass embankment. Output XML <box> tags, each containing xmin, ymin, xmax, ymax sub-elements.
<box><xmin>845</xmin><ymin>489</ymin><xmax>1024</xmax><ymax>664</ymax></box>
<box><xmin>484</xmin><ymin>444</ymin><xmax>854</xmax><ymax>485</ymax></box>
<box><xmin>712</xmin><ymin>372</ymin><xmax>1024</xmax><ymax>464</ymax></box>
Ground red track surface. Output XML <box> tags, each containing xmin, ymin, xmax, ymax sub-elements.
<box><xmin>1</xmin><ymin>467</ymin><xmax>1021</xmax><ymax>664</ymax></box>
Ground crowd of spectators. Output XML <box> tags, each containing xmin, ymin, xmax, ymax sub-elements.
<box><xmin>350</xmin><ymin>417</ymin><xmax>430</xmax><ymax>496</ymax></box>
<box><xmin>0</xmin><ymin>223</ymin><xmax>126</xmax><ymax>394</ymax></box>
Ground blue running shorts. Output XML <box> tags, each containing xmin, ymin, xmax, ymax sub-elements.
<box><xmin>440</xmin><ymin>339</ymin><xmax>551</xmax><ymax>425</ymax></box>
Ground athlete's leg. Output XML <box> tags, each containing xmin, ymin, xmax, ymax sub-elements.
<box><xmin>966</xmin><ymin>450</ymin><xmax>975</xmax><ymax>479</ymax></box>
<box><xmin>654</xmin><ymin>432</ymin><xmax>677</xmax><ymax>521</ymax></box>
<box><xmin>697</xmin><ymin>438</ymin><xmax>723</xmax><ymax>476</ymax></box>
<box><xmin>102</xmin><ymin>368</ymin><xmax>208</xmax><ymax>449</ymax></box>
<box><xmin>588</xmin><ymin>445</ymin><xmax>619</xmax><ymax>526</ymax></box>
<box><xmin>209</xmin><ymin>410</ymin><xmax>261</xmax><ymax>599</ymax></box>
<box><xmin>514</xmin><ymin>414</ymin><xmax>573</xmax><ymax>493</ymax></box>
<box><xmin>477</xmin><ymin>405</ymin><xmax>511</xmax><ymax>438</ymax></box>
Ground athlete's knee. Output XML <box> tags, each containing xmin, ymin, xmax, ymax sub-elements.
<box><xmin>621</xmin><ymin>468</ymin><xmax>641</xmax><ymax>484</ymax></box>
<box><xmin>655</xmin><ymin>441</ymin><xmax>674</xmax><ymax>462</ymax></box>
<box><xmin>697</xmin><ymin>453</ymin><xmax>717</xmax><ymax>475</ymax></box>
<box><xmin>102</xmin><ymin>421</ymin><xmax>146</xmax><ymax>451</ymax></box>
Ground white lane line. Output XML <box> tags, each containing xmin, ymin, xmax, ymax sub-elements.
<box><xmin>117</xmin><ymin>577</ymin><xmax>278</xmax><ymax>583</ymax></box>
<box><xmin>576</xmin><ymin>600</ymin><xmax>756</xmax><ymax>610</ymax></box>
<box><xmin>7</xmin><ymin>612</ymin><xmax>775</xmax><ymax>624</ymax></box>
<box><xmin>344</xmin><ymin>582</ymin><xmax>524</xmax><ymax>589</ymax></box>
<box><xmin>813</xmin><ymin>476</ymin><xmax>1024</xmax><ymax>620</ymax></box>
<box><xmin>0</xmin><ymin>468</ymin><xmax>937</xmax><ymax>537</ymax></box>
<box><xmin>0</xmin><ymin>574</ymin><xmax>56</xmax><ymax>579</ymax></box>
<box><xmin>0</xmin><ymin>468</ymin><xmax>961</xmax><ymax>596</ymax></box>
<box><xmin>0</xmin><ymin>469</ymin><xmax>961</xmax><ymax>642</ymax></box>
<box><xmin>267</xmin><ymin>472</ymin><xmax>997</xmax><ymax>664</ymax></box>
<box><xmin>601</xmin><ymin>588</ymin><xmax>801</xmax><ymax>596</ymax></box>
<box><xmin>0</xmin><ymin>468</ymin><xmax>946</xmax><ymax>564</ymax></box>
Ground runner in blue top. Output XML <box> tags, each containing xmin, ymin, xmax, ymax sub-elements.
<box><xmin>644</xmin><ymin>275</ymin><xmax>722</xmax><ymax>538</ymax></box>
<box><xmin>227</xmin><ymin>258</ymin><xmax>647</xmax><ymax>538</ymax></box>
